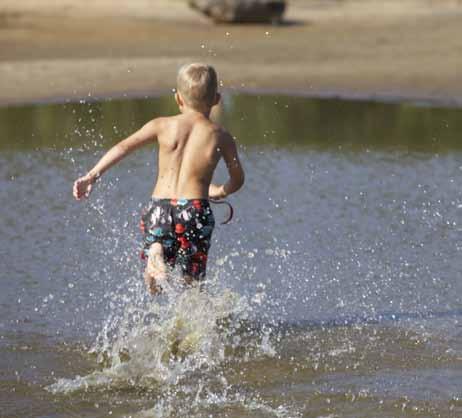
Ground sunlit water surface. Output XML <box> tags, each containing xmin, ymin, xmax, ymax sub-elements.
<box><xmin>1</xmin><ymin>94</ymin><xmax>462</xmax><ymax>418</ymax></box>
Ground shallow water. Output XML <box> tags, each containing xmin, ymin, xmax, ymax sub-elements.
<box><xmin>1</xmin><ymin>94</ymin><xmax>462</xmax><ymax>418</ymax></box>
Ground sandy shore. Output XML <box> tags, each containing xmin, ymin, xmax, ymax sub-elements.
<box><xmin>1</xmin><ymin>0</ymin><xmax>462</xmax><ymax>105</ymax></box>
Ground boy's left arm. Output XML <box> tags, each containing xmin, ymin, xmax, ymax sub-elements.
<box><xmin>73</xmin><ymin>119</ymin><xmax>160</xmax><ymax>200</ymax></box>
<box><xmin>209</xmin><ymin>131</ymin><xmax>245</xmax><ymax>200</ymax></box>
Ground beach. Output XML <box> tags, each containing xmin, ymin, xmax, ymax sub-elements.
<box><xmin>2</xmin><ymin>3</ymin><xmax>462</xmax><ymax>417</ymax></box>
<box><xmin>1</xmin><ymin>0</ymin><xmax>462</xmax><ymax>105</ymax></box>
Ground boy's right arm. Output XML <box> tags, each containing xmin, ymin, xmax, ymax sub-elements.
<box><xmin>209</xmin><ymin>132</ymin><xmax>245</xmax><ymax>200</ymax></box>
<box><xmin>73</xmin><ymin>119</ymin><xmax>160</xmax><ymax>200</ymax></box>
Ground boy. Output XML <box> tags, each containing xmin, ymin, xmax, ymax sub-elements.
<box><xmin>73</xmin><ymin>63</ymin><xmax>245</xmax><ymax>295</ymax></box>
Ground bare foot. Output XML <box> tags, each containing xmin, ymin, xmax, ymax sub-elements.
<box><xmin>183</xmin><ymin>275</ymin><xmax>193</xmax><ymax>286</ymax></box>
<box><xmin>144</xmin><ymin>270</ymin><xmax>164</xmax><ymax>295</ymax></box>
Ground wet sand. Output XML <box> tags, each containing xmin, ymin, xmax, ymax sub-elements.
<box><xmin>1</xmin><ymin>0</ymin><xmax>462</xmax><ymax>105</ymax></box>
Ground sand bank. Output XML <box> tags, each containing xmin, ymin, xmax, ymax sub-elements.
<box><xmin>1</xmin><ymin>0</ymin><xmax>462</xmax><ymax>105</ymax></box>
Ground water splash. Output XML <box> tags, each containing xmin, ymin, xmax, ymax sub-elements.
<box><xmin>45</xmin><ymin>272</ymin><xmax>299</xmax><ymax>416</ymax></box>
<box><xmin>48</xmin><ymin>282</ymin><xmax>250</xmax><ymax>390</ymax></box>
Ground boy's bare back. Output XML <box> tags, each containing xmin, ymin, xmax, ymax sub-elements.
<box><xmin>153</xmin><ymin>112</ymin><xmax>229</xmax><ymax>199</ymax></box>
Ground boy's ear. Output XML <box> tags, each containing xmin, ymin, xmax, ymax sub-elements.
<box><xmin>213</xmin><ymin>93</ymin><xmax>221</xmax><ymax>106</ymax></box>
<box><xmin>175</xmin><ymin>92</ymin><xmax>183</xmax><ymax>107</ymax></box>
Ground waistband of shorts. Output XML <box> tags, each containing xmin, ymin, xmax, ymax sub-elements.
<box><xmin>149</xmin><ymin>197</ymin><xmax>210</xmax><ymax>206</ymax></box>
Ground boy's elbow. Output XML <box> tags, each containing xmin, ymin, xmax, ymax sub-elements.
<box><xmin>227</xmin><ymin>167</ymin><xmax>244</xmax><ymax>195</ymax></box>
<box><xmin>114</xmin><ymin>142</ymin><xmax>129</xmax><ymax>155</ymax></box>
<box><xmin>234</xmin><ymin>171</ymin><xmax>245</xmax><ymax>191</ymax></box>
<box><xmin>238</xmin><ymin>172</ymin><xmax>245</xmax><ymax>189</ymax></box>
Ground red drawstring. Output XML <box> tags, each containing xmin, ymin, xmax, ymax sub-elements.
<box><xmin>210</xmin><ymin>200</ymin><xmax>234</xmax><ymax>225</ymax></box>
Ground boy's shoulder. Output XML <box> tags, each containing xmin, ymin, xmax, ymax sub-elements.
<box><xmin>201</xmin><ymin>122</ymin><xmax>234</xmax><ymax>147</ymax></box>
<box><xmin>150</xmin><ymin>115</ymin><xmax>178</xmax><ymax>129</ymax></box>
<box><xmin>143</xmin><ymin>115</ymin><xmax>182</xmax><ymax>137</ymax></box>
<box><xmin>212</xmin><ymin>123</ymin><xmax>233</xmax><ymax>142</ymax></box>
<box><xmin>147</xmin><ymin>115</ymin><xmax>232</xmax><ymax>143</ymax></box>
<box><xmin>181</xmin><ymin>115</ymin><xmax>231</xmax><ymax>139</ymax></box>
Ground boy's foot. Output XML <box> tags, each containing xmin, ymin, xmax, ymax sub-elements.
<box><xmin>144</xmin><ymin>270</ymin><xmax>165</xmax><ymax>295</ymax></box>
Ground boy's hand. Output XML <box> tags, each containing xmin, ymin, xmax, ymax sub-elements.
<box><xmin>73</xmin><ymin>174</ymin><xmax>97</xmax><ymax>200</ymax></box>
<box><xmin>209</xmin><ymin>183</ymin><xmax>226</xmax><ymax>200</ymax></box>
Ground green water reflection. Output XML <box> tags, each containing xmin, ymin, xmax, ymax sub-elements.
<box><xmin>0</xmin><ymin>94</ymin><xmax>461</xmax><ymax>151</ymax></box>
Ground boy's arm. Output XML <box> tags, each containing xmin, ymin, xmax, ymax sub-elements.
<box><xmin>209</xmin><ymin>132</ymin><xmax>245</xmax><ymax>200</ymax></box>
<box><xmin>73</xmin><ymin>119</ymin><xmax>160</xmax><ymax>200</ymax></box>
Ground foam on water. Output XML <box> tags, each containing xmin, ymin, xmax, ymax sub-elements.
<box><xmin>49</xmin><ymin>284</ymin><xmax>247</xmax><ymax>390</ymax></box>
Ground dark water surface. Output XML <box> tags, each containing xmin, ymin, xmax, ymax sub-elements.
<box><xmin>1</xmin><ymin>94</ymin><xmax>462</xmax><ymax>417</ymax></box>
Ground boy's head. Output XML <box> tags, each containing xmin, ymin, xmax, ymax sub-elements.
<box><xmin>176</xmin><ymin>63</ymin><xmax>219</xmax><ymax>112</ymax></box>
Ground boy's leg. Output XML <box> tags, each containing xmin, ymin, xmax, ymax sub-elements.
<box><xmin>144</xmin><ymin>242</ymin><xmax>168</xmax><ymax>295</ymax></box>
<box><xmin>176</xmin><ymin>200</ymin><xmax>215</xmax><ymax>286</ymax></box>
<box><xmin>183</xmin><ymin>274</ymin><xmax>194</xmax><ymax>285</ymax></box>
<box><xmin>141</xmin><ymin>198</ymin><xmax>175</xmax><ymax>295</ymax></box>
<box><xmin>179</xmin><ymin>250</ymin><xmax>209</xmax><ymax>286</ymax></box>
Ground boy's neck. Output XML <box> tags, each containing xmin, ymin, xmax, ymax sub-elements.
<box><xmin>181</xmin><ymin>105</ymin><xmax>212</xmax><ymax>119</ymax></box>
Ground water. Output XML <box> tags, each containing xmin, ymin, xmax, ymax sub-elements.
<box><xmin>1</xmin><ymin>93</ymin><xmax>462</xmax><ymax>417</ymax></box>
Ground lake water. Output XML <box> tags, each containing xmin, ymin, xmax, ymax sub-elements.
<box><xmin>1</xmin><ymin>93</ymin><xmax>462</xmax><ymax>417</ymax></box>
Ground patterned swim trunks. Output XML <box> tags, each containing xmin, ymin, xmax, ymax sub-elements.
<box><xmin>140</xmin><ymin>198</ymin><xmax>215</xmax><ymax>280</ymax></box>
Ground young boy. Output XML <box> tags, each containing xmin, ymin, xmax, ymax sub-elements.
<box><xmin>73</xmin><ymin>63</ymin><xmax>245</xmax><ymax>295</ymax></box>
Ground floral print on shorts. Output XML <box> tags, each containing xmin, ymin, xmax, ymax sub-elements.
<box><xmin>140</xmin><ymin>198</ymin><xmax>215</xmax><ymax>280</ymax></box>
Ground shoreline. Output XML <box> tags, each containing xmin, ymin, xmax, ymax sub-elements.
<box><xmin>2</xmin><ymin>85</ymin><xmax>462</xmax><ymax>109</ymax></box>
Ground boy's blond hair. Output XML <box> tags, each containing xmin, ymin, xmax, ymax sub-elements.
<box><xmin>177</xmin><ymin>63</ymin><xmax>218</xmax><ymax>110</ymax></box>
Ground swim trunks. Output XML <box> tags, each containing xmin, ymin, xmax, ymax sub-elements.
<box><xmin>140</xmin><ymin>198</ymin><xmax>215</xmax><ymax>280</ymax></box>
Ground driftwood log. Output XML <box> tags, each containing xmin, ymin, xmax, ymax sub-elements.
<box><xmin>189</xmin><ymin>0</ymin><xmax>286</xmax><ymax>24</ymax></box>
